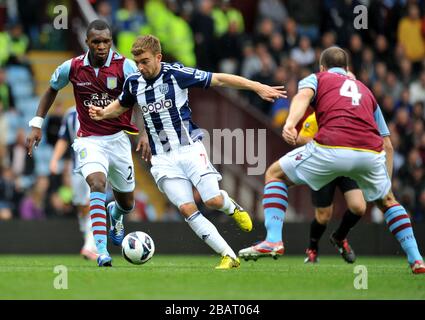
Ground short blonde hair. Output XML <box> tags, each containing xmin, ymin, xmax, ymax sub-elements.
<box><xmin>131</xmin><ymin>35</ymin><xmax>162</xmax><ymax>56</ymax></box>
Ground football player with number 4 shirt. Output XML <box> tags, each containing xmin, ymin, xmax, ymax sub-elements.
<box><xmin>241</xmin><ymin>46</ymin><xmax>425</xmax><ymax>274</ymax></box>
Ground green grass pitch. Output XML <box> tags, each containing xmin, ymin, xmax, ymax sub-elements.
<box><xmin>0</xmin><ymin>255</ymin><xmax>423</xmax><ymax>300</ymax></box>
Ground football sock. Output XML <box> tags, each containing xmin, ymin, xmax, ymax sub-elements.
<box><xmin>263</xmin><ymin>180</ymin><xmax>287</xmax><ymax>243</ymax></box>
<box><xmin>218</xmin><ymin>190</ymin><xmax>236</xmax><ymax>215</ymax></box>
<box><xmin>110</xmin><ymin>200</ymin><xmax>134</xmax><ymax>221</ymax></box>
<box><xmin>333</xmin><ymin>210</ymin><xmax>362</xmax><ymax>241</ymax></box>
<box><xmin>384</xmin><ymin>205</ymin><xmax>423</xmax><ymax>264</ymax></box>
<box><xmin>186</xmin><ymin>211</ymin><xmax>237</xmax><ymax>259</ymax></box>
<box><xmin>309</xmin><ymin>218</ymin><xmax>327</xmax><ymax>251</ymax></box>
<box><xmin>78</xmin><ymin>214</ymin><xmax>89</xmax><ymax>234</ymax></box>
<box><xmin>89</xmin><ymin>192</ymin><xmax>108</xmax><ymax>255</ymax></box>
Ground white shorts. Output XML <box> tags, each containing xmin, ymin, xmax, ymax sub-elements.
<box><xmin>72</xmin><ymin>131</ymin><xmax>135</xmax><ymax>193</ymax></box>
<box><xmin>279</xmin><ymin>141</ymin><xmax>391</xmax><ymax>202</ymax></box>
<box><xmin>151</xmin><ymin>141</ymin><xmax>222</xmax><ymax>200</ymax></box>
<box><xmin>71</xmin><ymin>172</ymin><xmax>90</xmax><ymax>206</ymax></box>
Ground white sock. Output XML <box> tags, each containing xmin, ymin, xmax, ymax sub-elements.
<box><xmin>78</xmin><ymin>214</ymin><xmax>89</xmax><ymax>234</ymax></box>
<box><xmin>219</xmin><ymin>190</ymin><xmax>236</xmax><ymax>215</ymax></box>
<box><xmin>83</xmin><ymin>229</ymin><xmax>97</xmax><ymax>253</ymax></box>
<box><xmin>186</xmin><ymin>211</ymin><xmax>236</xmax><ymax>259</ymax></box>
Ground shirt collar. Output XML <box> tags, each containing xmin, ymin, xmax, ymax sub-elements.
<box><xmin>83</xmin><ymin>49</ymin><xmax>113</xmax><ymax>67</ymax></box>
<box><xmin>327</xmin><ymin>67</ymin><xmax>348</xmax><ymax>75</ymax></box>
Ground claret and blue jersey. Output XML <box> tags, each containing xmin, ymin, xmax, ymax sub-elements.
<box><xmin>298</xmin><ymin>67</ymin><xmax>388</xmax><ymax>153</ymax></box>
<box><xmin>119</xmin><ymin>62</ymin><xmax>213</xmax><ymax>155</ymax></box>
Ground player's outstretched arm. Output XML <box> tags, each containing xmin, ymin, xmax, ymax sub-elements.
<box><xmin>283</xmin><ymin>88</ymin><xmax>314</xmax><ymax>146</ymax></box>
<box><xmin>89</xmin><ymin>99</ymin><xmax>127</xmax><ymax>120</ymax></box>
<box><xmin>210</xmin><ymin>73</ymin><xmax>287</xmax><ymax>102</ymax></box>
<box><xmin>26</xmin><ymin>87</ymin><xmax>59</xmax><ymax>157</ymax></box>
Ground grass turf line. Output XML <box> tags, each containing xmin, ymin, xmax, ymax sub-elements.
<box><xmin>0</xmin><ymin>255</ymin><xmax>423</xmax><ymax>299</ymax></box>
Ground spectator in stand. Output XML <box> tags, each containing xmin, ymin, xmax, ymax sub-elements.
<box><xmin>409</xmin><ymin>70</ymin><xmax>425</xmax><ymax>105</ymax></box>
<box><xmin>257</xmin><ymin>0</ymin><xmax>288</xmax><ymax>28</ymax></box>
<box><xmin>212</xmin><ymin>0</ymin><xmax>244</xmax><ymax>38</ymax></box>
<box><xmin>348</xmin><ymin>33</ymin><xmax>363</xmax><ymax>76</ymax></box>
<box><xmin>0</xmin><ymin>166</ymin><xmax>15</xmax><ymax>220</ymax></box>
<box><xmin>290</xmin><ymin>36</ymin><xmax>315</xmax><ymax>68</ymax></box>
<box><xmin>0</xmin><ymin>68</ymin><xmax>15</xmax><ymax>112</ymax></box>
<box><xmin>190</xmin><ymin>0</ymin><xmax>217</xmax><ymax>71</ymax></box>
<box><xmin>19</xmin><ymin>176</ymin><xmax>48</xmax><ymax>220</ymax></box>
<box><xmin>283</xmin><ymin>18</ymin><xmax>299</xmax><ymax>51</ymax></box>
<box><xmin>397</xmin><ymin>3</ymin><xmax>425</xmax><ymax>69</ymax></box>
<box><xmin>216</xmin><ymin>20</ymin><xmax>245</xmax><ymax>74</ymax></box>
<box><xmin>384</xmin><ymin>71</ymin><xmax>403</xmax><ymax>102</ymax></box>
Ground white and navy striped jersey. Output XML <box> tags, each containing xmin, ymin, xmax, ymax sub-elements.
<box><xmin>58</xmin><ymin>106</ymin><xmax>80</xmax><ymax>167</ymax></box>
<box><xmin>118</xmin><ymin>62</ymin><xmax>212</xmax><ymax>155</ymax></box>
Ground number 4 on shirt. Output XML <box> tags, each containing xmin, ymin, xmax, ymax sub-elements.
<box><xmin>340</xmin><ymin>79</ymin><xmax>362</xmax><ymax>106</ymax></box>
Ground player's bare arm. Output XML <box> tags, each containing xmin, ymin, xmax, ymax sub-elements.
<box><xmin>283</xmin><ymin>88</ymin><xmax>314</xmax><ymax>146</ymax></box>
<box><xmin>383</xmin><ymin>136</ymin><xmax>394</xmax><ymax>179</ymax></box>
<box><xmin>88</xmin><ymin>99</ymin><xmax>127</xmax><ymax>120</ymax></box>
<box><xmin>296</xmin><ymin>134</ymin><xmax>313</xmax><ymax>146</ymax></box>
<box><xmin>210</xmin><ymin>73</ymin><xmax>287</xmax><ymax>102</ymax></box>
<box><xmin>26</xmin><ymin>86</ymin><xmax>59</xmax><ymax>157</ymax></box>
<box><xmin>136</xmin><ymin>126</ymin><xmax>151</xmax><ymax>162</ymax></box>
<box><xmin>49</xmin><ymin>138</ymin><xmax>69</xmax><ymax>174</ymax></box>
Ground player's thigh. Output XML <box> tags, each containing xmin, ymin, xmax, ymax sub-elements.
<box><xmin>159</xmin><ymin>178</ymin><xmax>195</xmax><ymax>209</ymax></box>
<box><xmin>279</xmin><ymin>142</ymin><xmax>338</xmax><ymax>190</ymax></box>
<box><xmin>182</xmin><ymin>141</ymin><xmax>222</xmax><ymax>189</ymax></box>
<box><xmin>71</xmin><ymin>172</ymin><xmax>90</xmax><ymax>206</ymax></box>
<box><xmin>107</xmin><ymin>134</ymin><xmax>135</xmax><ymax>193</ymax></box>
<box><xmin>196</xmin><ymin>173</ymin><xmax>222</xmax><ymax>203</ymax></box>
<box><xmin>348</xmin><ymin>151</ymin><xmax>391</xmax><ymax>202</ymax></box>
<box><xmin>311</xmin><ymin>178</ymin><xmax>338</xmax><ymax>208</ymax></box>
<box><xmin>73</xmin><ymin>138</ymin><xmax>108</xmax><ymax>178</ymax></box>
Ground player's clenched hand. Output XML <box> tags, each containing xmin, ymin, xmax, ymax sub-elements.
<box><xmin>26</xmin><ymin>128</ymin><xmax>42</xmax><ymax>157</ymax></box>
<box><xmin>282</xmin><ymin>124</ymin><xmax>298</xmax><ymax>146</ymax></box>
<box><xmin>88</xmin><ymin>104</ymin><xmax>105</xmax><ymax>120</ymax></box>
<box><xmin>49</xmin><ymin>159</ymin><xmax>59</xmax><ymax>175</ymax></box>
<box><xmin>256</xmin><ymin>84</ymin><xmax>287</xmax><ymax>102</ymax></box>
<box><xmin>136</xmin><ymin>133</ymin><xmax>152</xmax><ymax>162</ymax></box>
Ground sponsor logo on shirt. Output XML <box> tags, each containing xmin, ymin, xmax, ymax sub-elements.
<box><xmin>76</xmin><ymin>82</ymin><xmax>92</xmax><ymax>86</ymax></box>
<box><xmin>141</xmin><ymin>99</ymin><xmax>173</xmax><ymax>114</ymax></box>
<box><xmin>83</xmin><ymin>92</ymin><xmax>114</xmax><ymax>107</ymax></box>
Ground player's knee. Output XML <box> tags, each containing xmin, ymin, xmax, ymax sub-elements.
<box><xmin>179</xmin><ymin>202</ymin><xmax>198</xmax><ymax>218</ymax></box>
<box><xmin>348</xmin><ymin>203</ymin><xmax>366</xmax><ymax>216</ymax></box>
<box><xmin>117</xmin><ymin>200</ymin><xmax>135</xmax><ymax>212</ymax></box>
<box><xmin>87</xmin><ymin>179</ymin><xmax>106</xmax><ymax>193</ymax></box>
<box><xmin>315</xmin><ymin>207</ymin><xmax>332</xmax><ymax>224</ymax></box>
<box><xmin>377</xmin><ymin>192</ymin><xmax>398</xmax><ymax>211</ymax></box>
<box><xmin>204</xmin><ymin>195</ymin><xmax>224</xmax><ymax>210</ymax></box>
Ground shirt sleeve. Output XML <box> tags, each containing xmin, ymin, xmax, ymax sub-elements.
<box><xmin>298</xmin><ymin>73</ymin><xmax>318</xmax><ymax>99</ymax></box>
<box><xmin>50</xmin><ymin>59</ymin><xmax>71</xmax><ymax>91</ymax></box>
<box><xmin>171</xmin><ymin>63</ymin><xmax>212</xmax><ymax>89</ymax></box>
<box><xmin>123</xmin><ymin>59</ymin><xmax>138</xmax><ymax>78</ymax></box>
<box><xmin>118</xmin><ymin>75</ymin><xmax>138</xmax><ymax>108</ymax></box>
<box><xmin>374</xmin><ymin>105</ymin><xmax>390</xmax><ymax>137</ymax></box>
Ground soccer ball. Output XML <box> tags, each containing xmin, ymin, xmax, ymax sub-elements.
<box><xmin>121</xmin><ymin>231</ymin><xmax>155</xmax><ymax>265</ymax></box>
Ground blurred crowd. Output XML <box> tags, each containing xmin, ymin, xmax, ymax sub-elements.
<box><xmin>0</xmin><ymin>0</ymin><xmax>424</xmax><ymax>222</ymax></box>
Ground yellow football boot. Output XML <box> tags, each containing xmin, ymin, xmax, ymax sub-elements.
<box><xmin>230</xmin><ymin>198</ymin><xmax>253</xmax><ymax>232</ymax></box>
<box><xmin>215</xmin><ymin>255</ymin><xmax>241</xmax><ymax>270</ymax></box>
